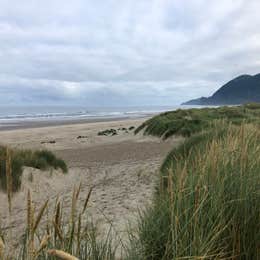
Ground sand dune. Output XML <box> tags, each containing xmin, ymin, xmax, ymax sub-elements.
<box><xmin>0</xmin><ymin>118</ymin><xmax>182</xmax><ymax>251</ymax></box>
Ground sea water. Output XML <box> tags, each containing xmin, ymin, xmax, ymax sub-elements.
<box><xmin>0</xmin><ymin>105</ymin><xmax>192</xmax><ymax>123</ymax></box>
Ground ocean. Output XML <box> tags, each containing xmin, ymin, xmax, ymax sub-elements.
<box><xmin>0</xmin><ymin>105</ymin><xmax>191</xmax><ymax>124</ymax></box>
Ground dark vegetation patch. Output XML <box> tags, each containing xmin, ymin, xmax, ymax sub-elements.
<box><xmin>0</xmin><ymin>147</ymin><xmax>67</xmax><ymax>192</ymax></box>
<box><xmin>98</xmin><ymin>129</ymin><xmax>118</xmax><ymax>136</ymax></box>
<box><xmin>134</xmin><ymin>103</ymin><xmax>260</xmax><ymax>139</ymax></box>
<box><xmin>98</xmin><ymin>126</ymin><xmax>133</xmax><ymax>136</ymax></box>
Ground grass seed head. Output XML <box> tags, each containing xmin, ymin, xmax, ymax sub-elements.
<box><xmin>48</xmin><ymin>249</ymin><xmax>79</xmax><ymax>260</ymax></box>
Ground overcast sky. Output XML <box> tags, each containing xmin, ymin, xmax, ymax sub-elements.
<box><xmin>0</xmin><ymin>0</ymin><xmax>260</xmax><ymax>106</ymax></box>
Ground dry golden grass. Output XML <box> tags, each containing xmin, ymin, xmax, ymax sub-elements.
<box><xmin>5</xmin><ymin>148</ymin><xmax>12</xmax><ymax>214</ymax></box>
<box><xmin>1</xmin><ymin>183</ymin><xmax>114</xmax><ymax>259</ymax></box>
<box><xmin>0</xmin><ymin>152</ymin><xmax>116</xmax><ymax>259</ymax></box>
<box><xmin>0</xmin><ymin>236</ymin><xmax>4</xmax><ymax>258</ymax></box>
<box><xmin>47</xmin><ymin>249</ymin><xmax>79</xmax><ymax>260</ymax></box>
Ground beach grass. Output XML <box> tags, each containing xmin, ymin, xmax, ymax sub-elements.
<box><xmin>0</xmin><ymin>185</ymin><xmax>117</xmax><ymax>259</ymax></box>
<box><xmin>127</xmin><ymin>107</ymin><xmax>260</xmax><ymax>259</ymax></box>
<box><xmin>135</xmin><ymin>103</ymin><xmax>260</xmax><ymax>139</ymax></box>
<box><xmin>0</xmin><ymin>147</ymin><xmax>68</xmax><ymax>192</ymax></box>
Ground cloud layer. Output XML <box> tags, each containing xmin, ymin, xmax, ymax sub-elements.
<box><xmin>1</xmin><ymin>0</ymin><xmax>260</xmax><ymax>105</ymax></box>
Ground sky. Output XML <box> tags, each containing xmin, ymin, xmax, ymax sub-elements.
<box><xmin>0</xmin><ymin>0</ymin><xmax>260</xmax><ymax>106</ymax></box>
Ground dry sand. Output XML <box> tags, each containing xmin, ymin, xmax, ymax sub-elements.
<box><xmin>0</xmin><ymin>118</ymin><xmax>182</xmax><ymax>253</ymax></box>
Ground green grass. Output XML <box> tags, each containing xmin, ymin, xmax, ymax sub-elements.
<box><xmin>0</xmin><ymin>147</ymin><xmax>68</xmax><ymax>192</ymax></box>
<box><xmin>135</xmin><ymin>103</ymin><xmax>260</xmax><ymax>139</ymax></box>
<box><xmin>127</xmin><ymin>121</ymin><xmax>260</xmax><ymax>259</ymax></box>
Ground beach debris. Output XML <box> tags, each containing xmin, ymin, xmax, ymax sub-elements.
<box><xmin>77</xmin><ymin>135</ymin><xmax>88</xmax><ymax>139</ymax></box>
<box><xmin>41</xmin><ymin>140</ymin><xmax>56</xmax><ymax>144</ymax></box>
<box><xmin>118</xmin><ymin>127</ymin><xmax>127</xmax><ymax>131</ymax></box>
<box><xmin>98</xmin><ymin>129</ymin><xmax>118</xmax><ymax>136</ymax></box>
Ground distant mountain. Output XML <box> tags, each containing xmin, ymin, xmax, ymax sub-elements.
<box><xmin>182</xmin><ymin>74</ymin><xmax>260</xmax><ymax>105</ymax></box>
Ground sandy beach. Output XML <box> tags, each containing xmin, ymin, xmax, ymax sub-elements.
<box><xmin>0</xmin><ymin>117</ymin><xmax>182</xmax><ymax>253</ymax></box>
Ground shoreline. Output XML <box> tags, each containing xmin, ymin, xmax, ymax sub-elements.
<box><xmin>0</xmin><ymin>105</ymin><xmax>204</xmax><ymax>132</ymax></box>
<box><xmin>0</xmin><ymin>115</ymin><xmax>152</xmax><ymax>131</ymax></box>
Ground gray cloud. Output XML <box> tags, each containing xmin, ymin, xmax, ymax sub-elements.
<box><xmin>0</xmin><ymin>0</ymin><xmax>260</xmax><ymax>105</ymax></box>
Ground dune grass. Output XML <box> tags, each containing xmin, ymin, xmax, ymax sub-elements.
<box><xmin>127</xmin><ymin>121</ymin><xmax>260</xmax><ymax>259</ymax></box>
<box><xmin>0</xmin><ymin>185</ymin><xmax>117</xmax><ymax>259</ymax></box>
<box><xmin>135</xmin><ymin>103</ymin><xmax>260</xmax><ymax>139</ymax></box>
<box><xmin>0</xmin><ymin>147</ymin><xmax>67</xmax><ymax>192</ymax></box>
